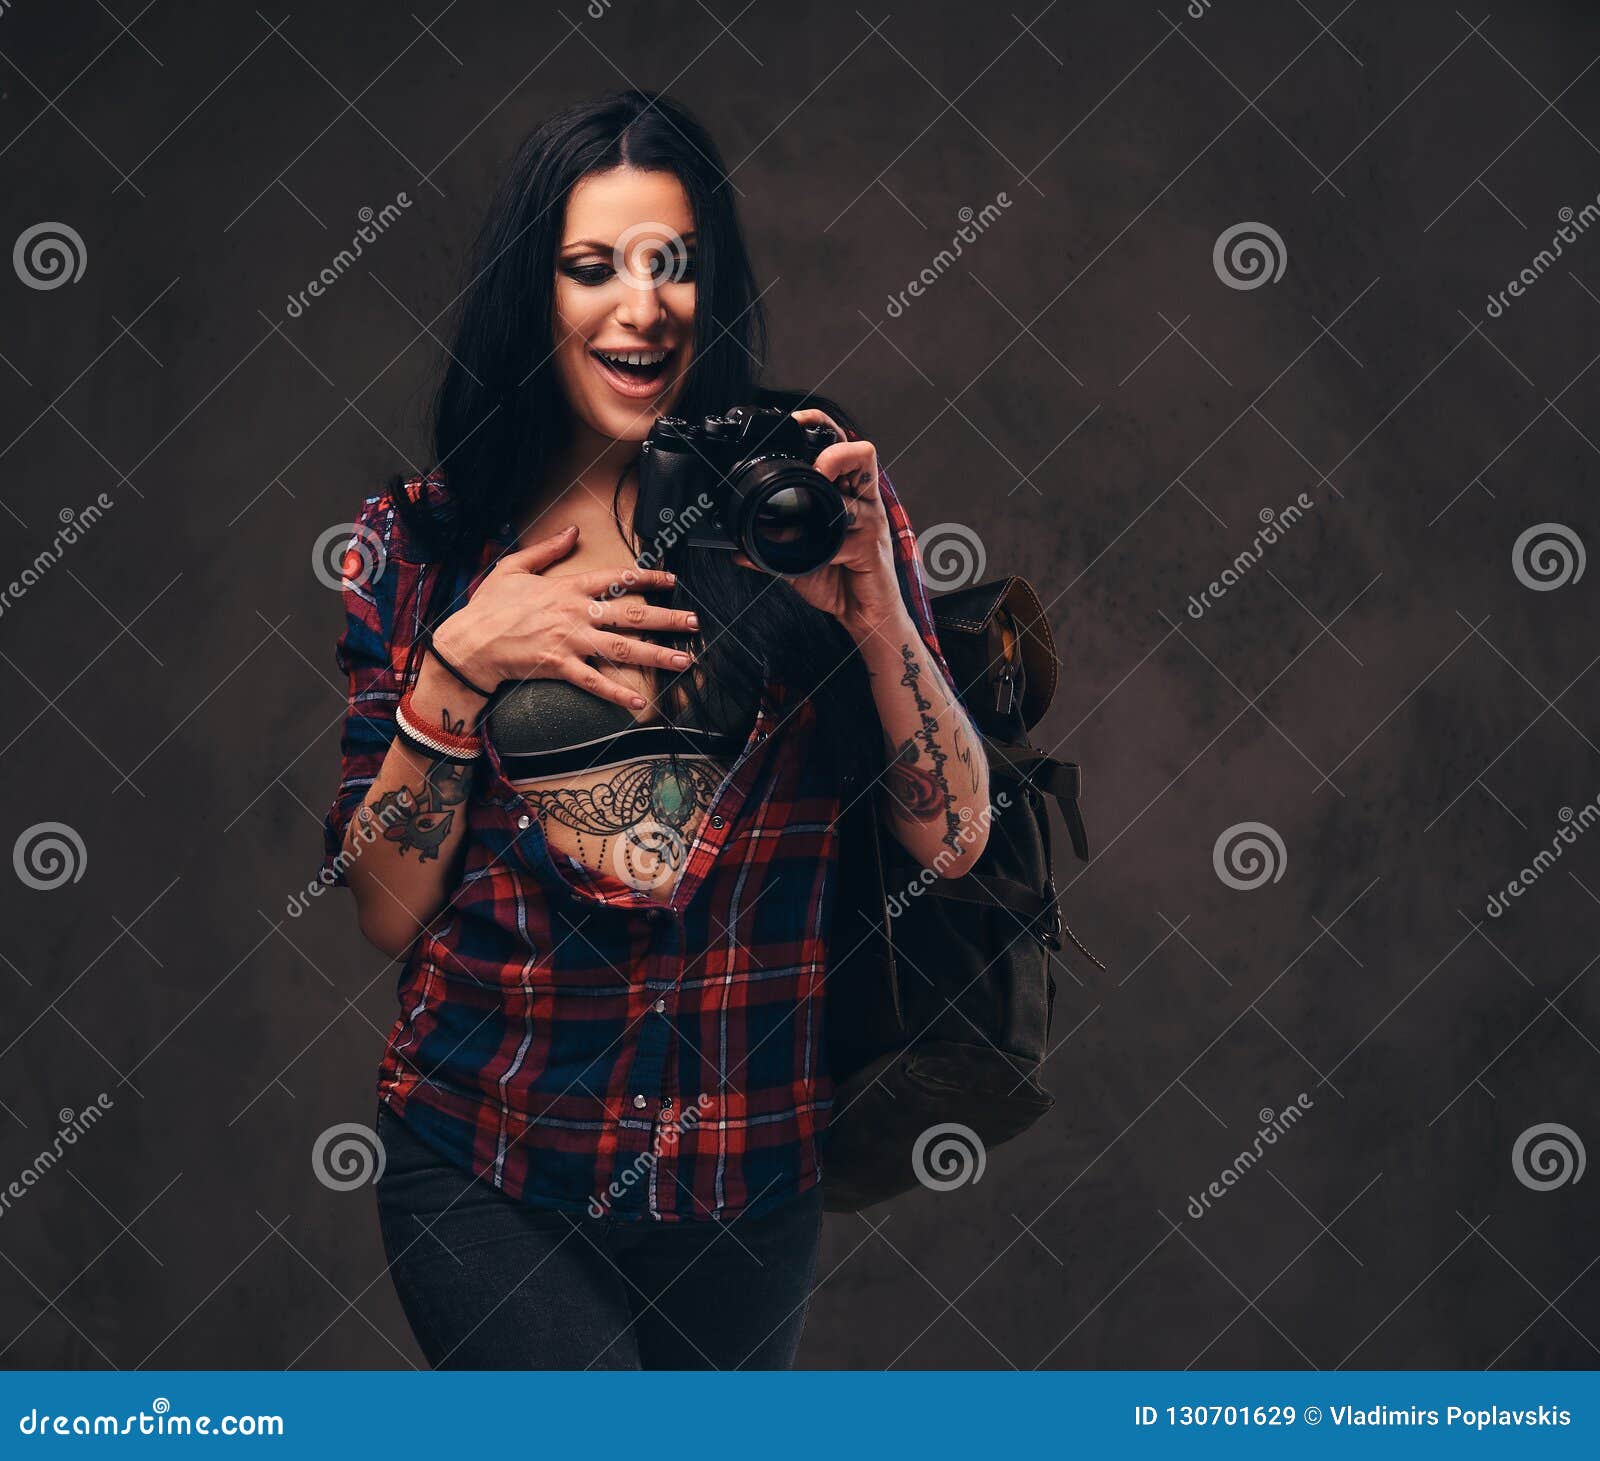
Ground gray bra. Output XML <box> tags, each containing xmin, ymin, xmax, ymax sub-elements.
<box><xmin>484</xmin><ymin>671</ymin><xmax>759</xmax><ymax>780</ymax></box>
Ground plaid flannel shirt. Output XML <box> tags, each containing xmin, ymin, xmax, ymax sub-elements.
<box><xmin>319</xmin><ymin>458</ymin><xmax>956</xmax><ymax>1222</ymax></box>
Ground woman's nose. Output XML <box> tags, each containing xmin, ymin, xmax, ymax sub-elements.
<box><xmin>615</xmin><ymin>273</ymin><xmax>666</xmax><ymax>328</ymax></box>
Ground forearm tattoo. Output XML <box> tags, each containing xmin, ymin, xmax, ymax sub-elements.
<box><xmin>358</xmin><ymin>710</ymin><xmax>475</xmax><ymax>863</ymax></box>
<box><xmin>883</xmin><ymin>642</ymin><xmax>964</xmax><ymax>855</ymax></box>
<box><xmin>953</xmin><ymin>722</ymin><xmax>981</xmax><ymax>793</ymax></box>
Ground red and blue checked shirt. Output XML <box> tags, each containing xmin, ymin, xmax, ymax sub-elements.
<box><xmin>319</xmin><ymin>460</ymin><xmax>956</xmax><ymax>1223</ymax></box>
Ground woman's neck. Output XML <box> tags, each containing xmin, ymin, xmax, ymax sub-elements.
<box><xmin>548</xmin><ymin>421</ymin><xmax>639</xmax><ymax>499</ymax></box>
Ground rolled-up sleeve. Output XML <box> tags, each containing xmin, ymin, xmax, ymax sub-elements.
<box><xmin>318</xmin><ymin>494</ymin><xmax>405</xmax><ymax>888</ymax></box>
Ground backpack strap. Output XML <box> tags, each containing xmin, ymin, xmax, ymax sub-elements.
<box><xmin>981</xmin><ymin>737</ymin><xmax>1090</xmax><ymax>863</ymax></box>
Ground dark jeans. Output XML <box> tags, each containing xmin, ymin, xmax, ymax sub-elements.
<box><xmin>372</xmin><ymin>1103</ymin><xmax>824</xmax><ymax>1370</ymax></box>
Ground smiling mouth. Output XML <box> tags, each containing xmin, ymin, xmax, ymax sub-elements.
<box><xmin>589</xmin><ymin>346</ymin><xmax>676</xmax><ymax>396</ymax></box>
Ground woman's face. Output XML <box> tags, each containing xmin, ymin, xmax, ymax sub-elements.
<box><xmin>552</xmin><ymin>166</ymin><xmax>697</xmax><ymax>447</ymax></box>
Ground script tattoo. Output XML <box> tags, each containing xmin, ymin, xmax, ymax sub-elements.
<box><xmin>884</xmin><ymin>642</ymin><xmax>963</xmax><ymax>855</ymax></box>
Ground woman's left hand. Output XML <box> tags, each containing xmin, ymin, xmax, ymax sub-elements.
<box><xmin>729</xmin><ymin>408</ymin><xmax>907</xmax><ymax>639</ymax></box>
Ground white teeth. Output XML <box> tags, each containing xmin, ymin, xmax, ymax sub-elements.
<box><xmin>596</xmin><ymin>348</ymin><xmax>669</xmax><ymax>366</ymax></box>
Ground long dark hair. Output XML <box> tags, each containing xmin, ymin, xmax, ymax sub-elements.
<box><xmin>392</xmin><ymin>88</ymin><xmax>882</xmax><ymax>786</ymax></box>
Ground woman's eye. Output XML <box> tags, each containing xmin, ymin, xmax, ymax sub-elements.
<box><xmin>561</xmin><ymin>256</ymin><xmax>696</xmax><ymax>287</ymax></box>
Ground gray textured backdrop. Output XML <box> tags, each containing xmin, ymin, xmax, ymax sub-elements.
<box><xmin>2</xmin><ymin>0</ymin><xmax>1598</xmax><ymax>1370</ymax></box>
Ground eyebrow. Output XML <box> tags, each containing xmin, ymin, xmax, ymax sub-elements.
<box><xmin>560</xmin><ymin>232</ymin><xmax>698</xmax><ymax>253</ymax></box>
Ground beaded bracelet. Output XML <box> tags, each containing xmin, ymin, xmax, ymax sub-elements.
<box><xmin>395</xmin><ymin>687</ymin><xmax>484</xmax><ymax>763</ymax></box>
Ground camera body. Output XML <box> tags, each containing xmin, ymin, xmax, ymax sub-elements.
<box><xmin>635</xmin><ymin>405</ymin><xmax>847</xmax><ymax>578</ymax></box>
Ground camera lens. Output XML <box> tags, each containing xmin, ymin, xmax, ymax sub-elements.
<box><xmin>727</xmin><ymin>459</ymin><xmax>846</xmax><ymax>576</ymax></box>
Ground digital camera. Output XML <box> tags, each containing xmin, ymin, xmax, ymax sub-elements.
<box><xmin>635</xmin><ymin>405</ymin><xmax>847</xmax><ymax>578</ymax></box>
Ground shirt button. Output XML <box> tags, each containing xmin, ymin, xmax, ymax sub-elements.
<box><xmin>516</xmin><ymin>814</ymin><xmax>531</xmax><ymax>830</ymax></box>
<box><xmin>710</xmin><ymin>814</ymin><xmax>724</xmax><ymax>829</ymax></box>
<box><xmin>633</xmin><ymin>1094</ymin><xmax>647</xmax><ymax>1109</ymax></box>
<box><xmin>653</xmin><ymin>997</ymin><xmax>666</xmax><ymax>1013</ymax></box>
<box><xmin>661</xmin><ymin>1096</ymin><xmax>674</xmax><ymax>1109</ymax></box>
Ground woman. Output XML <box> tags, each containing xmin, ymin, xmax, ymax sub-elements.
<box><xmin>318</xmin><ymin>88</ymin><xmax>991</xmax><ymax>1370</ymax></box>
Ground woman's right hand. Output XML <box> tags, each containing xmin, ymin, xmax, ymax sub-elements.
<box><xmin>430</xmin><ymin>524</ymin><xmax>697</xmax><ymax>711</ymax></box>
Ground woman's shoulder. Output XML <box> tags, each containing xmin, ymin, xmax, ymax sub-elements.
<box><xmin>352</xmin><ymin>472</ymin><xmax>452</xmax><ymax>565</ymax></box>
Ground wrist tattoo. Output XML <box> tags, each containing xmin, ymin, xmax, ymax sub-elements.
<box><xmin>883</xmin><ymin>642</ymin><xmax>964</xmax><ymax>854</ymax></box>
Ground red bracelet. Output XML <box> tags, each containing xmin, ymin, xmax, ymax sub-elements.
<box><xmin>396</xmin><ymin>686</ymin><xmax>484</xmax><ymax>759</ymax></box>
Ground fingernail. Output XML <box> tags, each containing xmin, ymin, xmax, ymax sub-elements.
<box><xmin>672</xmin><ymin>652</ymin><xmax>690</xmax><ymax>668</ymax></box>
<box><xmin>632</xmin><ymin>695</ymin><xmax>646</xmax><ymax>709</ymax></box>
<box><xmin>686</xmin><ymin>614</ymin><xmax>699</xmax><ymax>629</ymax></box>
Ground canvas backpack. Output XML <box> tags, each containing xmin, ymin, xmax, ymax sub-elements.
<box><xmin>821</xmin><ymin>576</ymin><xmax>1102</xmax><ymax>1212</ymax></box>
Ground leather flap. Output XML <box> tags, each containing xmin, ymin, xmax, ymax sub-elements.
<box><xmin>931</xmin><ymin>576</ymin><xmax>1058</xmax><ymax>731</ymax></box>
